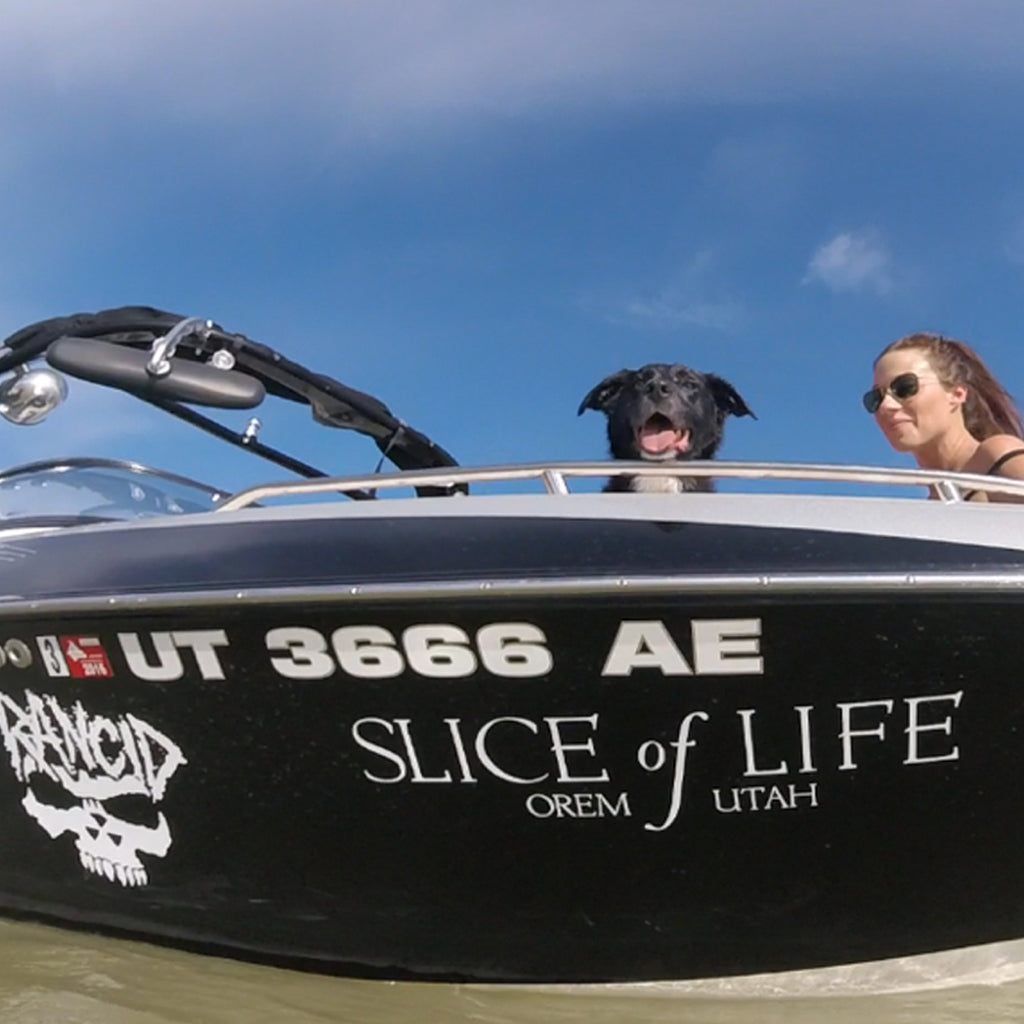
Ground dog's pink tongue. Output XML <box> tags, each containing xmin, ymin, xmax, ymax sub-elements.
<box><xmin>639</xmin><ymin>423</ymin><xmax>690</xmax><ymax>454</ymax></box>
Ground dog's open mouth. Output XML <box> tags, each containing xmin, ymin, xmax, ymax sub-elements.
<box><xmin>637</xmin><ymin>414</ymin><xmax>691</xmax><ymax>456</ymax></box>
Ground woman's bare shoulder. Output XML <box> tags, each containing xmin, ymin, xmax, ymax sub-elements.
<box><xmin>977</xmin><ymin>435</ymin><xmax>1024</xmax><ymax>477</ymax></box>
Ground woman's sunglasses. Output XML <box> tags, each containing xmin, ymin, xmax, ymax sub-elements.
<box><xmin>862</xmin><ymin>372</ymin><xmax>925</xmax><ymax>414</ymax></box>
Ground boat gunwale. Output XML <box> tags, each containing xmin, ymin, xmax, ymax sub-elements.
<box><xmin>216</xmin><ymin>459</ymin><xmax>1024</xmax><ymax>510</ymax></box>
<box><xmin>1</xmin><ymin>570</ymin><xmax>1023</xmax><ymax>617</ymax></box>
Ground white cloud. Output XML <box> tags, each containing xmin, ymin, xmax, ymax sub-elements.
<box><xmin>1</xmin><ymin>1</ymin><xmax>1023</xmax><ymax>147</ymax></box>
<box><xmin>1006</xmin><ymin>217</ymin><xmax>1024</xmax><ymax>265</ymax></box>
<box><xmin>587</xmin><ymin>251</ymin><xmax>744</xmax><ymax>333</ymax></box>
<box><xmin>703</xmin><ymin>128</ymin><xmax>807</xmax><ymax>214</ymax></box>
<box><xmin>620</xmin><ymin>295</ymin><xmax>742</xmax><ymax>333</ymax></box>
<box><xmin>803</xmin><ymin>230</ymin><xmax>893</xmax><ymax>295</ymax></box>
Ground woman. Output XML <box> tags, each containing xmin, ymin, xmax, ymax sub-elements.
<box><xmin>864</xmin><ymin>332</ymin><xmax>1024</xmax><ymax>501</ymax></box>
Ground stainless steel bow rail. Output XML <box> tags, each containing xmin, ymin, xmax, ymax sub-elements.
<box><xmin>214</xmin><ymin>460</ymin><xmax>1024</xmax><ymax>512</ymax></box>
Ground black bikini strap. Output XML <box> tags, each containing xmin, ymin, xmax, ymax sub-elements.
<box><xmin>987</xmin><ymin>448</ymin><xmax>1024</xmax><ymax>475</ymax></box>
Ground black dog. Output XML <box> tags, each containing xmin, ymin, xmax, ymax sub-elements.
<box><xmin>578</xmin><ymin>363</ymin><xmax>755</xmax><ymax>492</ymax></box>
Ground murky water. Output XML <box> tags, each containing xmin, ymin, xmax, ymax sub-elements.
<box><xmin>0</xmin><ymin>920</ymin><xmax>1023</xmax><ymax>1023</ymax></box>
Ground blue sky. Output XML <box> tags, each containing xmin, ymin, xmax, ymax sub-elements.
<box><xmin>3</xmin><ymin>1</ymin><xmax>1024</xmax><ymax>494</ymax></box>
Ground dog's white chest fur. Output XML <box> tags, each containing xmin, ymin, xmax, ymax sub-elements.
<box><xmin>628</xmin><ymin>475</ymin><xmax>688</xmax><ymax>493</ymax></box>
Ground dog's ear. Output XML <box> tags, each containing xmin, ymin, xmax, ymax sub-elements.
<box><xmin>577</xmin><ymin>369</ymin><xmax>634</xmax><ymax>416</ymax></box>
<box><xmin>705</xmin><ymin>374</ymin><xmax>756</xmax><ymax>420</ymax></box>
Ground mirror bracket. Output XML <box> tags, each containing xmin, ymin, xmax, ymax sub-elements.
<box><xmin>147</xmin><ymin>318</ymin><xmax>213</xmax><ymax>378</ymax></box>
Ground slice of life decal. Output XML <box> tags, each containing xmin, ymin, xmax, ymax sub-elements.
<box><xmin>0</xmin><ymin>689</ymin><xmax>187</xmax><ymax>887</ymax></box>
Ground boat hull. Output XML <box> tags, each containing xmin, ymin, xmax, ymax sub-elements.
<box><xmin>0</xmin><ymin>507</ymin><xmax>1021</xmax><ymax>982</ymax></box>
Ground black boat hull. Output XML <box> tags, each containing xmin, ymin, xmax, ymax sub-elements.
<box><xmin>0</xmin><ymin>510</ymin><xmax>1021</xmax><ymax>982</ymax></box>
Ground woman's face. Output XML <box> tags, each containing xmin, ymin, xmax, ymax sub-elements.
<box><xmin>870</xmin><ymin>349</ymin><xmax>965</xmax><ymax>452</ymax></box>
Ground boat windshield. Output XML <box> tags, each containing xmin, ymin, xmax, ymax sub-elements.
<box><xmin>0</xmin><ymin>459</ymin><xmax>223</xmax><ymax>523</ymax></box>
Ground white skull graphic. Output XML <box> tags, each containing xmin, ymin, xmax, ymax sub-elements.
<box><xmin>0</xmin><ymin>691</ymin><xmax>187</xmax><ymax>888</ymax></box>
<box><xmin>23</xmin><ymin>786</ymin><xmax>172</xmax><ymax>887</ymax></box>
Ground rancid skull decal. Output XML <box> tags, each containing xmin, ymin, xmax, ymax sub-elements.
<box><xmin>22</xmin><ymin>790</ymin><xmax>171</xmax><ymax>887</ymax></box>
<box><xmin>0</xmin><ymin>690</ymin><xmax>187</xmax><ymax>887</ymax></box>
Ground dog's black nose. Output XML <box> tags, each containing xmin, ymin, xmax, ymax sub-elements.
<box><xmin>645</xmin><ymin>379</ymin><xmax>669</xmax><ymax>396</ymax></box>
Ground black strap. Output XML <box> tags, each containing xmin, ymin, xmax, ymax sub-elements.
<box><xmin>962</xmin><ymin>446</ymin><xmax>1024</xmax><ymax>501</ymax></box>
<box><xmin>987</xmin><ymin>448</ymin><xmax>1024</xmax><ymax>475</ymax></box>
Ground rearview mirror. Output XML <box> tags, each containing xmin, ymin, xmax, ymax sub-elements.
<box><xmin>46</xmin><ymin>337</ymin><xmax>265</xmax><ymax>409</ymax></box>
<box><xmin>0</xmin><ymin>367</ymin><xmax>68</xmax><ymax>425</ymax></box>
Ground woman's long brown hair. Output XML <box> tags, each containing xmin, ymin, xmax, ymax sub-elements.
<box><xmin>878</xmin><ymin>333</ymin><xmax>1024</xmax><ymax>440</ymax></box>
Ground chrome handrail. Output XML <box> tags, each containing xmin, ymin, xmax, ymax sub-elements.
<box><xmin>215</xmin><ymin>460</ymin><xmax>1024</xmax><ymax>512</ymax></box>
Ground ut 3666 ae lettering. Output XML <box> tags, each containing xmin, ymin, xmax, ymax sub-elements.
<box><xmin>113</xmin><ymin>617</ymin><xmax>761</xmax><ymax>682</ymax></box>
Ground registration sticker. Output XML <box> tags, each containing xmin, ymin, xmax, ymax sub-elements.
<box><xmin>36</xmin><ymin>635</ymin><xmax>69</xmax><ymax>677</ymax></box>
<box><xmin>60</xmin><ymin>636</ymin><xmax>114</xmax><ymax>679</ymax></box>
<box><xmin>37</xmin><ymin>635</ymin><xmax>113</xmax><ymax>679</ymax></box>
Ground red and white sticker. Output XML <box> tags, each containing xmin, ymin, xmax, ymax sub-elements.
<box><xmin>36</xmin><ymin>635</ymin><xmax>113</xmax><ymax>679</ymax></box>
<box><xmin>61</xmin><ymin>636</ymin><xmax>114</xmax><ymax>678</ymax></box>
